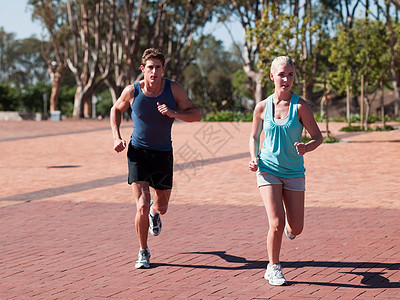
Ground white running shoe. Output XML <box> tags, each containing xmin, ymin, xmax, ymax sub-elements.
<box><xmin>135</xmin><ymin>248</ymin><xmax>151</xmax><ymax>269</ymax></box>
<box><xmin>149</xmin><ymin>201</ymin><xmax>162</xmax><ymax>236</ymax></box>
<box><xmin>264</xmin><ymin>264</ymin><xmax>287</xmax><ymax>286</ymax></box>
<box><xmin>284</xmin><ymin>226</ymin><xmax>296</xmax><ymax>240</ymax></box>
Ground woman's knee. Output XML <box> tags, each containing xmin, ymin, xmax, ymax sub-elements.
<box><xmin>269</xmin><ymin>217</ymin><xmax>285</xmax><ymax>233</ymax></box>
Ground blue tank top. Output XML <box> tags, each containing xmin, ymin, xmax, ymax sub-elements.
<box><xmin>258</xmin><ymin>93</ymin><xmax>305</xmax><ymax>178</ymax></box>
<box><xmin>130</xmin><ymin>79</ymin><xmax>177</xmax><ymax>151</ymax></box>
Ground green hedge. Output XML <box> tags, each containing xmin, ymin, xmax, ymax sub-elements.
<box><xmin>203</xmin><ymin>110</ymin><xmax>253</xmax><ymax>122</ymax></box>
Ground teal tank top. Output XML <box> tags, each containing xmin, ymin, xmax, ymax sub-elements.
<box><xmin>258</xmin><ymin>93</ymin><xmax>305</xmax><ymax>178</ymax></box>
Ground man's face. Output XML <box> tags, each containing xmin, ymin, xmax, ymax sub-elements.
<box><xmin>141</xmin><ymin>59</ymin><xmax>165</xmax><ymax>83</ymax></box>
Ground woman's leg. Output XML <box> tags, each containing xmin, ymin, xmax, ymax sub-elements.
<box><xmin>283</xmin><ymin>189</ymin><xmax>305</xmax><ymax>236</ymax></box>
<box><xmin>259</xmin><ymin>184</ymin><xmax>285</xmax><ymax>265</ymax></box>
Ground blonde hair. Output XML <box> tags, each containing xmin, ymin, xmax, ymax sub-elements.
<box><xmin>270</xmin><ymin>56</ymin><xmax>294</xmax><ymax>73</ymax></box>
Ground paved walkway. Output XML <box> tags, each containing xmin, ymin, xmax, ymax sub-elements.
<box><xmin>0</xmin><ymin>119</ymin><xmax>399</xmax><ymax>299</ymax></box>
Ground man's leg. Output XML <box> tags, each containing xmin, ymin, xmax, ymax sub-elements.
<box><xmin>132</xmin><ymin>181</ymin><xmax>151</xmax><ymax>249</ymax></box>
<box><xmin>152</xmin><ymin>189</ymin><xmax>172</xmax><ymax>215</ymax></box>
<box><xmin>148</xmin><ymin>188</ymin><xmax>171</xmax><ymax>236</ymax></box>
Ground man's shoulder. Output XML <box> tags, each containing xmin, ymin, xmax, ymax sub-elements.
<box><xmin>120</xmin><ymin>84</ymin><xmax>136</xmax><ymax>99</ymax></box>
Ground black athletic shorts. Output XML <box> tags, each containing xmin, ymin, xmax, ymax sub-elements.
<box><xmin>127</xmin><ymin>144</ymin><xmax>173</xmax><ymax>190</ymax></box>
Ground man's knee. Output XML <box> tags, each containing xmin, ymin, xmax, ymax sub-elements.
<box><xmin>136</xmin><ymin>197</ymin><xmax>151</xmax><ymax>216</ymax></box>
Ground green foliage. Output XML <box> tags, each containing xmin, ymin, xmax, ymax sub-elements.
<box><xmin>374</xmin><ymin>125</ymin><xmax>394</xmax><ymax>131</ymax></box>
<box><xmin>313</xmin><ymin>113</ymin><xmax>324</xmax><ymax>122</ymax></box>
<box><xmin>183</xmin><ymin>35</ymin><xmax>249</xmax><ymax>114</ymax></box>
<box><xmin>95</xmin><ymin>89</ymin><xmax>113</xmax><ymax>117</ymax></box>
<box><xmin>232</xmin><ymin>69</ymin><xmax>253</xmax><ymax>100</ymax></box>
<box><xmin>340</xmin><ymin>125</ymin><xmax>372</xmax><ymax>132</ymax></box>
<box><xmin>328</xmin><ymin>19</ymin><xmax>391</xmax><ymax>96</ymax></box>
<box><xmin>203</xmin><ymin>110</ymin><xmax>253</xmax><ymax>122</ymax></box>
<box><xmin>0</xmin><ymin>83</ymin><xmax>20</xmax><ymax>111</ymax></box>
<box><xmin>323</xmin><ymin>136</ymin><xmax>340</xmax><ymax>143</ymax></box>
<box><xmin>58</xmin><ymin>86</ymin><xmax>76</xmax><ymax>117</ymax></box>
<box><xmin>0</xmin><ymin>83</ymin><xmax>76</xmax><ymax>115</ymax></box>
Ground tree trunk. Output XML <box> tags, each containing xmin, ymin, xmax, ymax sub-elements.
<box><xmin>346</xmin><ymin>85</ymin><xmax>351</xmax><ymax>126</ymax></box>
<box><xmin>391</xmin><ymin>64</ymin><xmax>400</xmax><ymax>117</ymax></box>
<box><xmin>360</xmin><ymin>74</ymin><xmax>364</xmax><ymax>130</ymax></box>
<box><xmin>380</xmin><ymin>81</ymin><xmax>385</xmax><ymax>128</ymax></box>
<box><xmin>48</xmin><ymin>65</ymin><xmax>65</xmax><ymax>112</ymax></box>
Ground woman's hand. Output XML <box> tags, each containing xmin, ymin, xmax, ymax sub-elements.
<box><xmin>294</xmin><ymin>142</ymin><xmax>307</xmax><ymax>156</ymax></box>
<box><xmin>248</xmin><ymin>158</ymin><xmax>258</xmax><ymax>172</ymax></box>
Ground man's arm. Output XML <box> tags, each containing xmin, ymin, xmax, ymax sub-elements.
<box><xmin>157</xmin><ymin>81</ymin><xmax>201</xmax><ymax>122</ymax></box>
<box><xmin>110</xmin><ymin>85</ymin><xmax>134</xmax><ymax>153</ymax></box>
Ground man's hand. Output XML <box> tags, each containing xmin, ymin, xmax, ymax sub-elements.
<box><xmin>157</xmin><ymin>102</ymin><xmax>176</xmax><ymax>118</ymax></box>
<box><xmin>113</xmin><ymin>139</ymin><xmax>127</xmax><ymax>153</ymax></box>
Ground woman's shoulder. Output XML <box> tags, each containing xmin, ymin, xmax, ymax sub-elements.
<box><xmin>296</xmin><ymin>96</ymin><xmax>314</xmax><ymax>118</ymax></box>
<box><xmin>253</xmin><ymin>99</ymin><xmax>267</xmax><ymax>119</ymax></box>
<box><xmin>255</xmin><ymin>99</ymin><xmax>267</xmax><ymax>111</ymax></box>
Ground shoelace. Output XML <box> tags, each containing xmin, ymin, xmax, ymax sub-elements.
<box><xmin>272</xmin><ymin>268</ymin><xmax>284</xmax><ymax>279</ymax></box>
<box><xmin>151</xmin><ymin>214</ymin><xmax>160</xmax><ymax>226</ymax></box>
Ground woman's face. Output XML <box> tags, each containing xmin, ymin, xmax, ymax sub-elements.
<box><xmin>270</xmin><ymin>63</ymin><xmax>295</xmax><ymax>92</ymax></box>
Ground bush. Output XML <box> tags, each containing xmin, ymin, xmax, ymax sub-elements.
<box><xmin>323</xmin><ymin>136</ymin><xmax>340</xmax><ymax>143</ymax></box>
<box><xmin>0</xmin><ymin>83</ymin><xmax>20</xmax><ymax>111</ymax></box>
<box><xmin>339</xmin><ymin>125</ymin><xmax>370</xmax><ymax>132</ymax></box>
<box><xmin>302</xmin><ymin>135</ymin><xmax>340</xmax><ymax>143</ymax></box>
<box><xmin>58</xmin><ymin>86</ymin><xmax>76</xmax><ymax>117</ymax></box>
<box><xmin>374</xmin><ymin>125</ymin><xmax>394</xmax><ymax>131</ymax></box>
<box><xmin>203</xmin><ymin>110</ymin><xmax>253</xmax><ymax>122</ymax></box>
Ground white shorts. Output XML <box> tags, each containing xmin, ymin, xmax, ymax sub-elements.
<box><xmin>256</xmin><ymin>170</ymin><xmax>305</xmax><ymax>191</ymax></box>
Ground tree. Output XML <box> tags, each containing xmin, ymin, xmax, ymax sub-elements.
<box><xmin>182</xmin><ymin>35</ymin><xmax>243</xmax><ymax>113</ymax></box>
<box><xmin>30</xmin><ymin>0</ymin><xmax>70</xmax><ymax>113</ymax></box>
<box><xmin>0</xmin><ymin>29</ymin><xmax>47</xmax><ymax>87</ymax></box>
<box><xmin>227</xmin><ymin>0</ymin><xmax>268</xmax><ymax>106</ymax></box>
<box><xmin>66</xmin><ymin>0</ymin><xmax>114</xmax><ymax>118</ymax></box>
<box><xmin>376</xmin><ymin>0</ymin><xmax>400</xmax><ymax>117</ymax></box>
<box><xmin>329</xmin><ymin>19</ymin><xmax>391</xmax><ymax>129</ymax></box>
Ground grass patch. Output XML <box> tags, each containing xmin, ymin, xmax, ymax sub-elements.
<box><xmin>323</xmin><ymin>136</ymin><xmax>340</xmax><ymax>143</ymax></box>
<box><xmin>374</xmin><ymin>125</ymin><xmax>395</xmax><ymax>131</ymax></box>
<box><xmin>339</xmin><ymin>125</ymin><xmax>371</xmax><ymax>132</ymax></box>
<box><xmin>303</xmin><ymin>136</ymin><xmax>340</xmax><ymax>143</ymax></box>
<box><xmin>203</xmin><ymin>110</ymin><xmax>253</xmax><ymax>122</ymax></box>
<box><xmin>340</xmin><ymin>125</ymin><xmax>395</xmax><ymax>132</ymax></box>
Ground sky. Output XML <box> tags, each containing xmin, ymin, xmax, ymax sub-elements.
<box><xmin>0</xmin><ymin>0</ymin><xmax>244</xmax><ymax>50</ymax></box>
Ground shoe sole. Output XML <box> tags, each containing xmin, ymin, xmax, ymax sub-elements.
<box><xmin>135</xmin><ymin>262</ymin><xmax>150</xmax><ymax>269</ymax></box>
<box><xmin>264</xmin><ymin>273</ymin><xmax>287</xmax><ymax>286</ymax></box>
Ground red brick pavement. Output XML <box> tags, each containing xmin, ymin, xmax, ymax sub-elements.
<box><xmin>0</xmin><ymin>119</ymin><xmax>399</xmax><ymax>299</ymax></box>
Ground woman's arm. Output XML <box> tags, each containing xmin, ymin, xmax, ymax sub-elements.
<box><xmin>249</xmin><ymin>101</ymin><xmax>265</xmax><ymax>171</ymax></box>
<box><xmin>295</xmin><ymin>98</ymin><xmax>323</xmax><ymax>156</ymax></box>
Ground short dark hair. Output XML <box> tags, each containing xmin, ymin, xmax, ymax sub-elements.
<box><xmin>142</xmin><ymin>48</ymin><xmax>165</xmax><ymax>66</ymax></box>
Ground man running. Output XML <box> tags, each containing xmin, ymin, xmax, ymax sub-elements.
<box><xmin>110</xmin><ymin>48</ymin><xmax>201</xmax><ymax>268</ymax></box>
